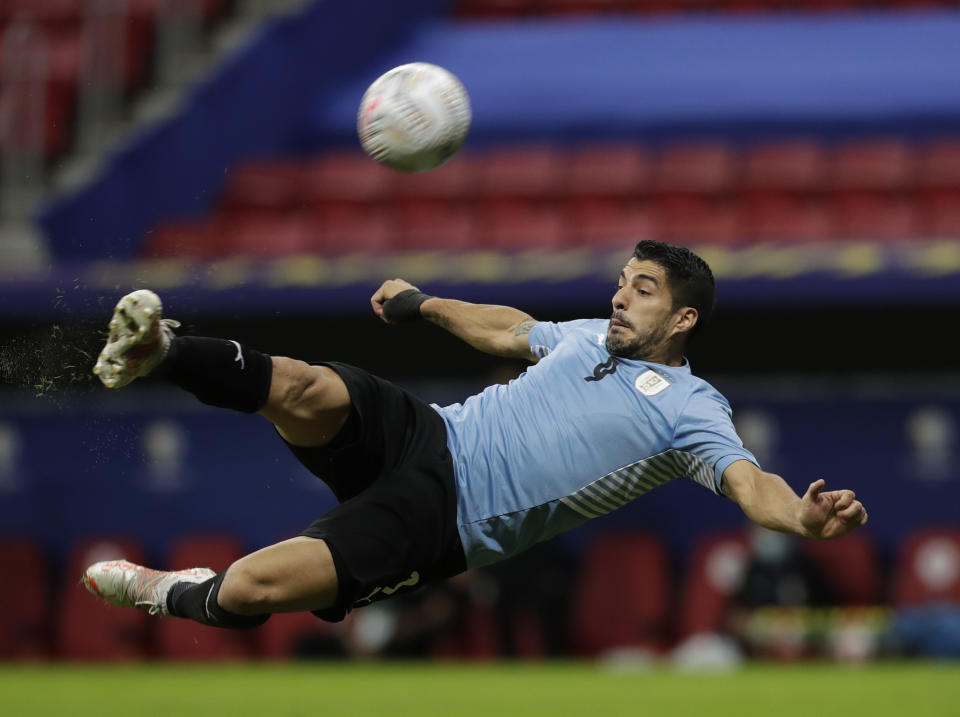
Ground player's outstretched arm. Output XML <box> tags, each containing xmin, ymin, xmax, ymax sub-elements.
<box><xmin>371</xmin><ymin>278</ymin><xmax>538</xmax><ymax>361</ymax></box>
<box><xmin>721</xmin><ymin>459</ymin><xmax>868</xmax><ymax>540</ymax></box>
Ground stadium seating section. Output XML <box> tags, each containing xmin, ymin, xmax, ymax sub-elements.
<box><xmin>0</xmin><ymin>0</ymin><xmax>229</xmax><ymax>157</ymax></box>
<box><xmin>142</xmin><ymin>139</ymin><xmax>960</xmax><ymax>258</ymax></box>
<box><xmin>3</xmin><ymin>526</ymin><xmax>957</xmax><ymax>660</ymax></box>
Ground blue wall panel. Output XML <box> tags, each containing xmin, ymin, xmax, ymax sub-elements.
<box><xmin>3</xmin><ymin>380</ymin><xmax>959</xmax><ymax>570</ymax></box>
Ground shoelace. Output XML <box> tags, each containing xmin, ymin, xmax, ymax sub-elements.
<box><xmin>130</xmin><ymin>570</ymin><xmax>170</xmax><ymax>616</ymax></box>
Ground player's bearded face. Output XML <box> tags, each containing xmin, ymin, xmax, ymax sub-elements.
<box><xmin>606</xmin><ymin>258</ymin><xmax>677</xmax><ymax>361</ymax></box>
<box><xmin>605</xmin><ymin>313</ymin><xmax>671</xmax><ymax>359</ymax></box>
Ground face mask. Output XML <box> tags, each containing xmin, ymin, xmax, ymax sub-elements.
<box><xmin>753</xmin><ymin>530</ymin><xmax>791</xmax><ymax>564</ymax></box>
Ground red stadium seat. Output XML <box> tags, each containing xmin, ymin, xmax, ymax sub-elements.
<box><xmin>638</xmin><ymin>0</ymin><xmax>728</xmax><ymax>12</ymax></box>
<box><xmin>0</xmin><ymin>26</ymin><xmax>80</xmax><ymax>155</ymax></box>
<box><xmin>0</xmin><ymin>538</ymin><xmax>50</xmax><ymax>659</ymax></box>
<box><xmin>656</xmin><ymin>195</ymin><xmax>742</xmax><ymax>244</ymax></box>
<box><xmin>155</xmin><ymin>534</ymin><xmax>256</xmax><ymax>660</ymax></box>
<box><xmin>44</xmin><ymin>26</ymin><xmax>83</xmax><ymax>82</ymax></box>
<box><xmin>305</xmin><ymin>203</ymin><xmax>394</xmax><ymax>252</ymax></box>
<box><xmin>391</xmin><ymin>200</ymin><xmax>477</xmax><ymax>250</ymax></box>
<box><xmin>301</xmin><ymin>151</ymin><xmax>397</xmax><ymax>204</ymax></box>
<box><xmin>432</xmin><ymin>603</ymin><xmax>498</xmax><ymax>660</ymax></box>
<box><xmin>57</xmin><ymin>537</ymin><xmax>151</xmax><ymax>660</ymax></box>
<box><xmin>0</xmin><ymin>80</ymin><xmax>74</xmax><ymax>156</ymax></box>
<box><xmin>802</xmin><ymin>532</ymin><xmax>880</xmax><ymax>605</ymax></box>
<box><xmin>829</xmin><ymin>191</ymin><xmax>919</xmax><ymax>240</ymax></box>
<box><xmin>708</xmin><ymin>0</ymin><xmax>781</xmax><ymax>11</ymax></box>
<box><xmin>475</xmin><ymin>146</ymin><xmax>564</xmax><ymax>199</ymax></box>
<box><xmin>828</xmin><ymin>139</ymin><xmax>915</xmax><ymax>191</ymax></box>
<box><xmin>651</xmin><ymin>141</ymin><xmax>737</xmax><ymax>195</ymax></box>
<box><xmin>564</xmin><ymin>144</ymin><xmax>652</xmax><ymax>198</ymax></box>
<box><xmin>916</xmin><ymin>140</ymin><xmax>960</xmax><ymax>190</ymax></box>
<box><xmin>917</xmin><ymin>189</ymin><xmax>960</xmax><ymax>238</ymax></box>
<box><xmin>720</xmin><ymin>0</ymin><xmax>869</xmax><ymax>12</ymax></box>
<box><xmin>259</xmin><ymin>611</ymin><xmax>339</xmax><ymax>660</ymax></box>
<box><xmin>894</xmin><ymin>528</ymin><xmax>960</xmax><ymax>606</ymax></box>
<box><xmin>741</xmin><ymin>140</ymin><xmax>826</xmax><ymax>192</ymax></box>
<box><xmin>392</xmin><ymin>155</ymin><xmax>477</xmax><ymax>201</ymax></box>
<box><xmin>740</xmin><ymin>192</ymin><xmax>833</xmax><ymax>242</ymax></box>
<box><xmin>142</xmin><ymin>218</ymin><xmax>224</xmax><ymax>259</ymax></box>
<box><xmin>453</xmin><ymin>0</ymin><xmax>538</xmax><ymax>18</ymax></box>
<box><xmin>566</xmin><ymin>197</ymin><xmax>658</xmax><ymax>247</ymax></box>
<box><xmin>124</xmin><ymin>0</ymin><xmax>229</xmax><ymax>26</ymax></box>
<box><xmin>478</xmin><ymin>199</ymin><xmax>568</xmax><ymax>249</ymax></box>
<box><xmin>0</xmin><ymin>0</ymin><xmax>84</xmax><ymax>24</ymax></box>
<box><xmin>217</xmin><ymin>209</ymin><xmax>312</xmax><ymax>256</ymax></box>
<box><xmin>885</xmin><ymin>0</ymin><xmax>952</xmax><ymax>6</ymax></box>
<box><xmin>539</xmin><ymin>0</ymin><xmax>635</xmax><ymax>14</ymax></box>
<box><xmin>572</xmin><ymin>534</ymin><xmax>670</xmax><ymax>656</ymax></box>
<box><xmin>218</xmin><ymin>160</ymin><xmax>306</xmax><ymax>210</ymax></box>
<box><xmin>678</xmin><ymin>531</ymin><xmax>749</xmax><ymax>639</ymax></box>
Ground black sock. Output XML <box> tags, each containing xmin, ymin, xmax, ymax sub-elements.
<box><xmin>167</xmin><ymin>573</ymin><xmax>269</xmax><ymax>629</ymax></box>
<box><xmin>156</xmin><ymin>336</ymin><xmax>273</xmax><ymax>413</ymax></box>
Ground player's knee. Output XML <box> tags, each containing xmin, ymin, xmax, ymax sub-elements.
<box><xmin>272</xmin><ymin>361</ymin><xmax>348</xmax><ymax>421</ymax></box>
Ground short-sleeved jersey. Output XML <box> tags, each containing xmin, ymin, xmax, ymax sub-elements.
<box><xmin>433</xmin><ymin>318</ymin><xmax>758</xmax><ymax>568</ymax></box>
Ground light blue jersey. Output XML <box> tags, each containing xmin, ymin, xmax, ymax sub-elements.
<box><xmin>433</xmin><ymin>319</ymin><xmax>758</xmax><ymax>568</ymax></box>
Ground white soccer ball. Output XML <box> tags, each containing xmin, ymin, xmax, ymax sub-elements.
<box><xmin>357</xmin><ymin>62</ymin><xmax>471</xmax><ymax>173</ymax></box>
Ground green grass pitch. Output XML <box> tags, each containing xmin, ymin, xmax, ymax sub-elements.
<box><xmin>2</xmin><ymin>662</ymin><xmax>959</xmax><ymax>717</ymax></box>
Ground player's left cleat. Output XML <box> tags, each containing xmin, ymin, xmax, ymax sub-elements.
<box><xmin>83</xmin><ymin>559</ymin><xmax>215</xmax><ymax>616</ymax></box>
<box><xmin>93</xmin><ymin>289</ymin><xmax>180</xmax><ymax>389</ymax></box>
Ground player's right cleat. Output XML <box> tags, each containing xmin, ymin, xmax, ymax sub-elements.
<box><xmin>83</xmin><ymin>559</ymin><xmax>215</xmax><ymax>617</ymax></box>
<box><xmin>93</xmin><ymin>289</ymin><xmax>180</xmax><ymax>389</ymax></box>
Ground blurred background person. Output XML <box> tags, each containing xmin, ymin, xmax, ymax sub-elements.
<box><xmin>727</xmin><ymin>525</ymin><xmax>835</xmax><ymax>661</ymax></box>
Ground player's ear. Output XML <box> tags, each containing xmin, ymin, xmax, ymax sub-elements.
<box><xmin>673</xmin><ymin>306</ymin><xmax>698</xmax><ymax>336</ymax></box>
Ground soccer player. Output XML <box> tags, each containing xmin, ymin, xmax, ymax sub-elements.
<box><xmin>83</xmin><ymin>241</ymin><xmax>868</xmax><ymax>629</ymax></box>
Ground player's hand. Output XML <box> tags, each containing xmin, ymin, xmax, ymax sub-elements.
<box><xmin>371</xmin><ymin>278</ymin><xmax>419</xmax><ymax>323</ymax></box>
<box><xmin>798</xmin><ymin>479</ymin><xmax>868</xmax><ymax>540</ymax></box>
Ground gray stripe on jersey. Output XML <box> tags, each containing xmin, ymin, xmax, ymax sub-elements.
<box><xmin>581</xmin><ymin>483</ymin><xmax>621</xmax><ymax>512</ymax></box>
<box><xmin>559</xmin><ymin>449</ymin><xmax>714</xmax><ymax>519</ymax></box>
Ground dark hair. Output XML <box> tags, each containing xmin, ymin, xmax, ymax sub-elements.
<box><xmin>633</xmin><ymin>240</ymin><xmax>715</xmax><ymax>339</ymax></box>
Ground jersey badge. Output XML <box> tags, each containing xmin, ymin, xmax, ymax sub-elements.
<box><xmin>635</xmin><ymin>370</ymin><xmax>670</xmax><ymax>396</ymax></box>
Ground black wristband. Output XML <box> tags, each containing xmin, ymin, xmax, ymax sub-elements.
<box><xmin>383</xmin><ymin>289</ymin><xmax>433</xmax><ymax>323</ymax></box>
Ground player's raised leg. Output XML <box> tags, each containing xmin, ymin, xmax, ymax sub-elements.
<box><xmin>86</xmin><ymin>290</ymin><xmax>353</xmax><ymax>627</ymax></box>
<box><xmin>92</xmin><ymin>289</ymin><xmax>351</xmax><ymax>447</ymax></box>
<box><xmin>83</xmin><ymin>536</ymin><xmax>339</xmax><ymax>628</ymax></box>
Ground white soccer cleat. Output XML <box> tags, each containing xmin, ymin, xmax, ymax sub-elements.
<box><xmin>92</xmin><ymin>289</ymin><xmax>180</xmax><ymax>389</ymax></box>
<box><xmin>83</xmin><ymin>559</ymin><xmax>215</xmax><ymax>616</ymax></box>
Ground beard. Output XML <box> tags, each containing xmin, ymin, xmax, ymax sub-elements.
<box><xmin>605</xmin><ymin>316</ymin><xmax>670</xmax><ymax>360</ymax></box>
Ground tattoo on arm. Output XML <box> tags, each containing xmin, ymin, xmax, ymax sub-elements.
<box><xmin>427</xmin><ymin>312</ymin><xmax>453</xmax><ymax>331</ymax></box>
<box><xmin>514</xmin><ymin>318</ymin><xmax>536</xmax><ymax>336</ymax></box>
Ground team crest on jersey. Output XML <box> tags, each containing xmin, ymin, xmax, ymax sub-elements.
<box><xmin>635</xmin><ymin>370</ymin><xmax>670</xmax><ymax>396</ymax></box>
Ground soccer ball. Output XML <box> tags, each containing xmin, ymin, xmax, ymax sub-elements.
<box><xmin>357</xmin><ymin>62</ymin><xmax>471</xmax><ymax>173</ymax></box>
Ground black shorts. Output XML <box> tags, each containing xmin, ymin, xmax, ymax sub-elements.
<box><xmin>281</xmin><ymin>362</ymin><xmax>466</xmax><ymax>622</ymax></box>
